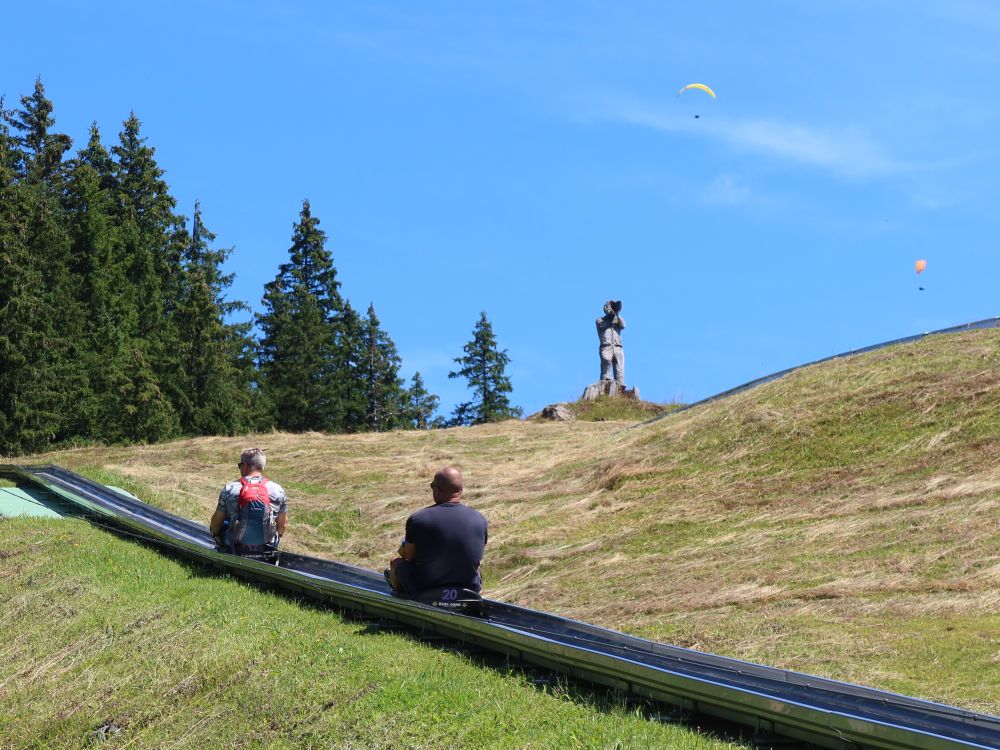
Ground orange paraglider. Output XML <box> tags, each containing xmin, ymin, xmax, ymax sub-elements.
<box><xmin>915</xmin><ymin>259</ymin><xmax>927</xmax><ymax>274</ymax></box>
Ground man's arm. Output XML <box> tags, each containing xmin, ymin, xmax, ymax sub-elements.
<box><xmin>210</xmin><ymin>509</ymin><xmax>226</xmax><ymax>544</ymax></box>
<box><xmin>270</xmin><ymin>484</ymin><xmax>289</xmax><ymax>539</ymax></box>
<box><xmin>388</xmin><ymin>542</ymin><xmax>417</xmax><ymax>591</ymax></box>
<box><xmin>388</xmin><ymin>557</ymin><xmax>402</xmax><ymax>590</ymax></box>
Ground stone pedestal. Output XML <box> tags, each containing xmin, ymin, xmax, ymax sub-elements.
<box><xmin>581</xmin><ymin>381</ymin><xmax>640</xmax><ymax>401</ymax></box>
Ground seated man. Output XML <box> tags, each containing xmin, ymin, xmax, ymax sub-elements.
<box><xmin>210</xmin><ymin>448</ymin><xmax>287</xmax><ymax>556</ymax></box>
<box><xmin>388</xmin><ymin>466</ymin><xmax>488</xmax><ymax>597</ymax></box>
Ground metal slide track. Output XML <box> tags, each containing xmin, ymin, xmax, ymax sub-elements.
<box><xmin>4</xmin><ymin>465</ymin><xmax>998</xmax><ymax>750</ymax></box>
<box><xmin>638</xmin><ymin>317</ymin><xmax>1000</xmax><ymax>426</ymax></box>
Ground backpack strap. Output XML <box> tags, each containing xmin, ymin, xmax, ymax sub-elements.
<box><xmin>238</xmin><ymin>476</ymin><xmax>269</xmax><ymax>488</ymax></box>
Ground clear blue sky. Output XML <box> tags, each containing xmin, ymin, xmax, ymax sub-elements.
<box><xmin>7</xmin><ymin>2</ymin><xmax>1000</xmax><ymax>416</ymax></box>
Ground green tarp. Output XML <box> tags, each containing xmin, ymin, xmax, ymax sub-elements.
<box><xmin>0</xmin><ymin>486</ymin><xmax>65</xmax><ymax>518</ymax></box>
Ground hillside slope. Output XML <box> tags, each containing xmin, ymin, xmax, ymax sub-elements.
<box><xmin>24</xmin><ymin>328</ymin><xmax>1000</xmax><ymax>714</ymax></box>
<box><xmin>0</xmin><ymin>518</ymin><xmax>735</xmax><ymax>749</ymax></box>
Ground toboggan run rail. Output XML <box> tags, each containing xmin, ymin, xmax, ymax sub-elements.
<box><xmin>3</xmin><ymin>464</ymin><xmax>998</xmax><ymax>750</ymax></box>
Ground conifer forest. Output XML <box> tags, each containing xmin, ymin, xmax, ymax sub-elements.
<box><xmin>0</xmin><ymin>80</ymin><xmax>520</xmax><ymax>455</ymax></box>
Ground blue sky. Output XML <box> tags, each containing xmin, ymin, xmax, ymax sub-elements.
<box><xmin>6</xmin><ymin>1</ymin><xmax>1000</xmax><ymax>416</ymax></box>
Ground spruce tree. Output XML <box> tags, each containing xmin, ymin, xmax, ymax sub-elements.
<box><xmin>112</xmin><ymin>112</ymin><xmax>186</xmax><ymax>319</ymax></box>
<box><xmin>63</xmin><ymin>123</ymin><xmax>130</xmax><ymax>438</ymax></box>
<box><xmin>0</xmin><ymin>98</ymin><xmax>52</xmax><ymax>453</ymax></box>
<box><xmin>118</xmin><ymin>346</ymin><xmax>181</xmax><ymax>443</ymax></box>
<box><xmin>78</xmin><ymin>122</ymin><xmax>116</xmax><ymax>185</ymax></box>
<box><xmin>63</xmin><ymin>121</ymin><xmax>186</xmax><ymax>444</ymax></box>
<box><xmin>175</xmin><ymin>201</ymin><xmax>254</xmax><ymax>435</ymax></box>
<box><xmin>257</xmin><ymin>200</ymin><xmax>345</xmax><ymax>432</ymax></box>
<box><xmin>110</xmin><ymin>112</ymin><xmax>185</xmax><ymax>439</ymax></box>
<box><xmin>448</xmin><ymin>312</ymin><xmax>522</xmax><ymax>425</ymax></box>
<box><xmin>8</xmin><ymin>78</ymin><xmax>73</xmax><ymax>183</ymax></box>
<box><xmin>331</xmin><ymin>301</ymin><xmax>371</xmax><ymax>431</ymax></box>
<box><xmin>14</xmin><ymin>80</ymin><xmax>77</xmax><ymax>351</ymax></box>
<box><xmin>361</xmin><ymin>303</ymin><xmax>407</xmax><ymax>431</ymax></box>
<box><xmin>0</xmin><ymin>81</ymin><xmax>251</xmax><ymax>450</ymax></box>
<box><xmin>0</xmin><ymin>81</ymin><xmax>84</xmax><ymax>450</ymax></box>
<box><xmin>405</xmin><ymin>372</ymin><xmax>440</xmax><ymax>429</ymax></box>
<box><xmin>69</xmin><ymin>125</ymin><xmax>127</xmax><ymax>309</ymax></box>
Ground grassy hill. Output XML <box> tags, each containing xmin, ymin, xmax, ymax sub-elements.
<box><xmin>10</xmin><ymin>328</ymin><xmax>1000</xmax><ymax>721</ymax></box>
<box><xmin>1</xmin><ymin>518</ymin><xmax>735</xmax><ymax>749</ymax></box>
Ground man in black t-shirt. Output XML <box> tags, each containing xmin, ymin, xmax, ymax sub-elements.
<box><xmin>388</xmin><ymin>466</ymin><xmax>488</xmax><ymax>595</ymax></box>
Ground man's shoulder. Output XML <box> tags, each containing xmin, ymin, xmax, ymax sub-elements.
<box><xmin>408</xmin><ymin>503</ymin><xmax>439</xmax><ymax>522</ymax></box>
<box><xmin>453</xmin><ymin>503</ymin><xmax>488</xmax><ymax>532</ymax></box>
<box><xmin>413</xmin><ymin>502</ymin><xmax>485</xmax><ymax>523</ymax></box>
<box><xmin>462</xmin><ymin>504</ymin><xmax>488</xmax><ymax>524</ymax></box>
<box><xmin>264</xmin><ymin>479</ymin><xmax>287</xmax><ymax>500</ymax></box>
<box><xmin>220</xmin><ymin>479</ymin><xmax>242</xmax><ymax>496</ymax></box>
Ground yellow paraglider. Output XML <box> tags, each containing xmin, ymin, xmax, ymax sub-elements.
<box><xmin>915</xmin><ymin>259</ymin><xmax>927</xmax><ymax>274</ymax></box>
<box><xmin>678</xmin><ymin>83</ymin><xmax>716</xmax><ymax>98</ymax></box>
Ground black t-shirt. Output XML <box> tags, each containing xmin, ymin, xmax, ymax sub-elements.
<box><xmin>402</xmin><ymin>501</ymin><xmax>488</xmax><ymax>592</ymax></box>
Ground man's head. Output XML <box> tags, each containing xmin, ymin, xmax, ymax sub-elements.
<box><xmin>430</xmin><ymin>466</ymin><xmax>463</xmax><ymax>504</ymax></box>
<box><xmin>239</xmin><ymin>448</ymin><xmax>266</xmax><ymax>476</ymax></box>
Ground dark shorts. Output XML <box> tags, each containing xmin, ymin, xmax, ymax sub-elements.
<box><xmin>393</xmin><ymin>559</ymin><xmax>419</xmax><ymax>594</ymax></box>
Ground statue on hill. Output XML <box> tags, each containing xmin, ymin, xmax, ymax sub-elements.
<box><xmin>597</xmin><ymin>300</ymin><xmax>626</xmax><ymax>385</ymax></box>
<box><xmin>581</xmin><ymin>299</ymin><xmax>639</xmax><ymax>401</ymax></box>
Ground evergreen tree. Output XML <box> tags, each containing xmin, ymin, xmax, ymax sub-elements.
<box><xmin>0</xmin><ymin>97</ymin><xmax>54</xmax><ymax>453</ymax></box>
<box><xmin>8</xmin><ymin>78</ymin><xmax>73</xmax><ymax>183</ymax></box>
<box><xmin>174</xmin><ymin>201</ymin><xmax>254</xmax><ymax>435</ymax></box>
<box><xmin>110</xmin><ymin>112</ymin><xmax>185</xmax><ymax>438</ymax></box>
<box><xmin>0</xmin><ymin>80</ymin><xmax>253</xmax><ymax>450</ymax></box>
<box><xmin>78</xmin><ymin>122</ymin><xmax>116</xmax><ymax>184</ymax></box>
<box><xmin>405</xmin><ymin>372</ymin><xmax>440</xmax><ymax>429</ymax></box>
<box><xmin>63</xmin><ymin>123</ymin><xmax>130</xmax><ymax>438</ymax></box>
<box><xmin>361</xmin><ymin>303</ymin><xmax>407</xmax><ymax>431</ymax></box>
<box><xmin>117</xmin><ymin>346</ymin><xmax>180</xmax><ymax>443</ymax></box>
<box><xmin>13</xmin><ymin>81</ymin><xmax>79</xmax><ymax>380</ymax></box>
<box><xmin>257</xmin><ymin>200</ymin><xmax>345</xmax><ymax>432</ymax></box>
<box><xmin>0</xmin><ymin>81</ymin><xmax>84</xmax><ymax>450</ymax></box>
<box><xmin>112</xmin><ymin>112</ymin><xmax>186</xmax><ymax>317</ymax></box>
<box><xmin>448</xmin><ymin>312</ymin><xmax>522</xmax><ymax>425</ymax></box>
<box><xmin>331</xmin><ymin>301</ymin><xmax>371</xmax><ymax>431</ymax></box>
<box><xmin>69</xmin><ymin>125</ymin><xmax>126</xmax><ymax>305</ymax></box>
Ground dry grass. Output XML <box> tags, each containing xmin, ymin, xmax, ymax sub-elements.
<box><xmin>22</xmin><ymin>328</ymin><xmax>1000</xmax><ymax>714</ymax></box>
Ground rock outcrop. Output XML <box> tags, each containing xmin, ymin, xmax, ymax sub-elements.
<box><xmin>538</xmin><ymin>403</ymin><xmax>575</xmax><ymax>421</ymax></box>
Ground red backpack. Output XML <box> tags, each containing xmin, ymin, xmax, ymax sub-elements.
<box><xmin>238</xmin><ymin>476</ymin><xmax>271</xmax><ymax>511</ymax></box>
<box><xmin>233</xmin><ymin>476</ymin><xmax>273</xmax><ymax>548</ymax></box>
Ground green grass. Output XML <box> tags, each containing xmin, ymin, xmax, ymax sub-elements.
<box><xmin>295</xmin><ymin>507</ymin><xmax>362</xmax><ymax>542</ymax></box>
<box><xmin>0</xmin><ymin>518</ymin><xmax>742</xmax><ymax>750</ymax></box>
<box><xmin>541</xmin><ymin>396</ymin><xmax>675</xmax><ymax>423</ymax></box>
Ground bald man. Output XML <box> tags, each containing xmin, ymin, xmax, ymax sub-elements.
<box><xmin>388</xmin><ymin>467</ymin><xmax>488</xmax><ymax>595</ymax></box>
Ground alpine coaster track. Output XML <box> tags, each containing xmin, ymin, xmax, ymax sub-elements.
<box><xmin>3</xmin><ymin>465</ymin><xmax>998</xmax><ymax>750</ymax></box>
